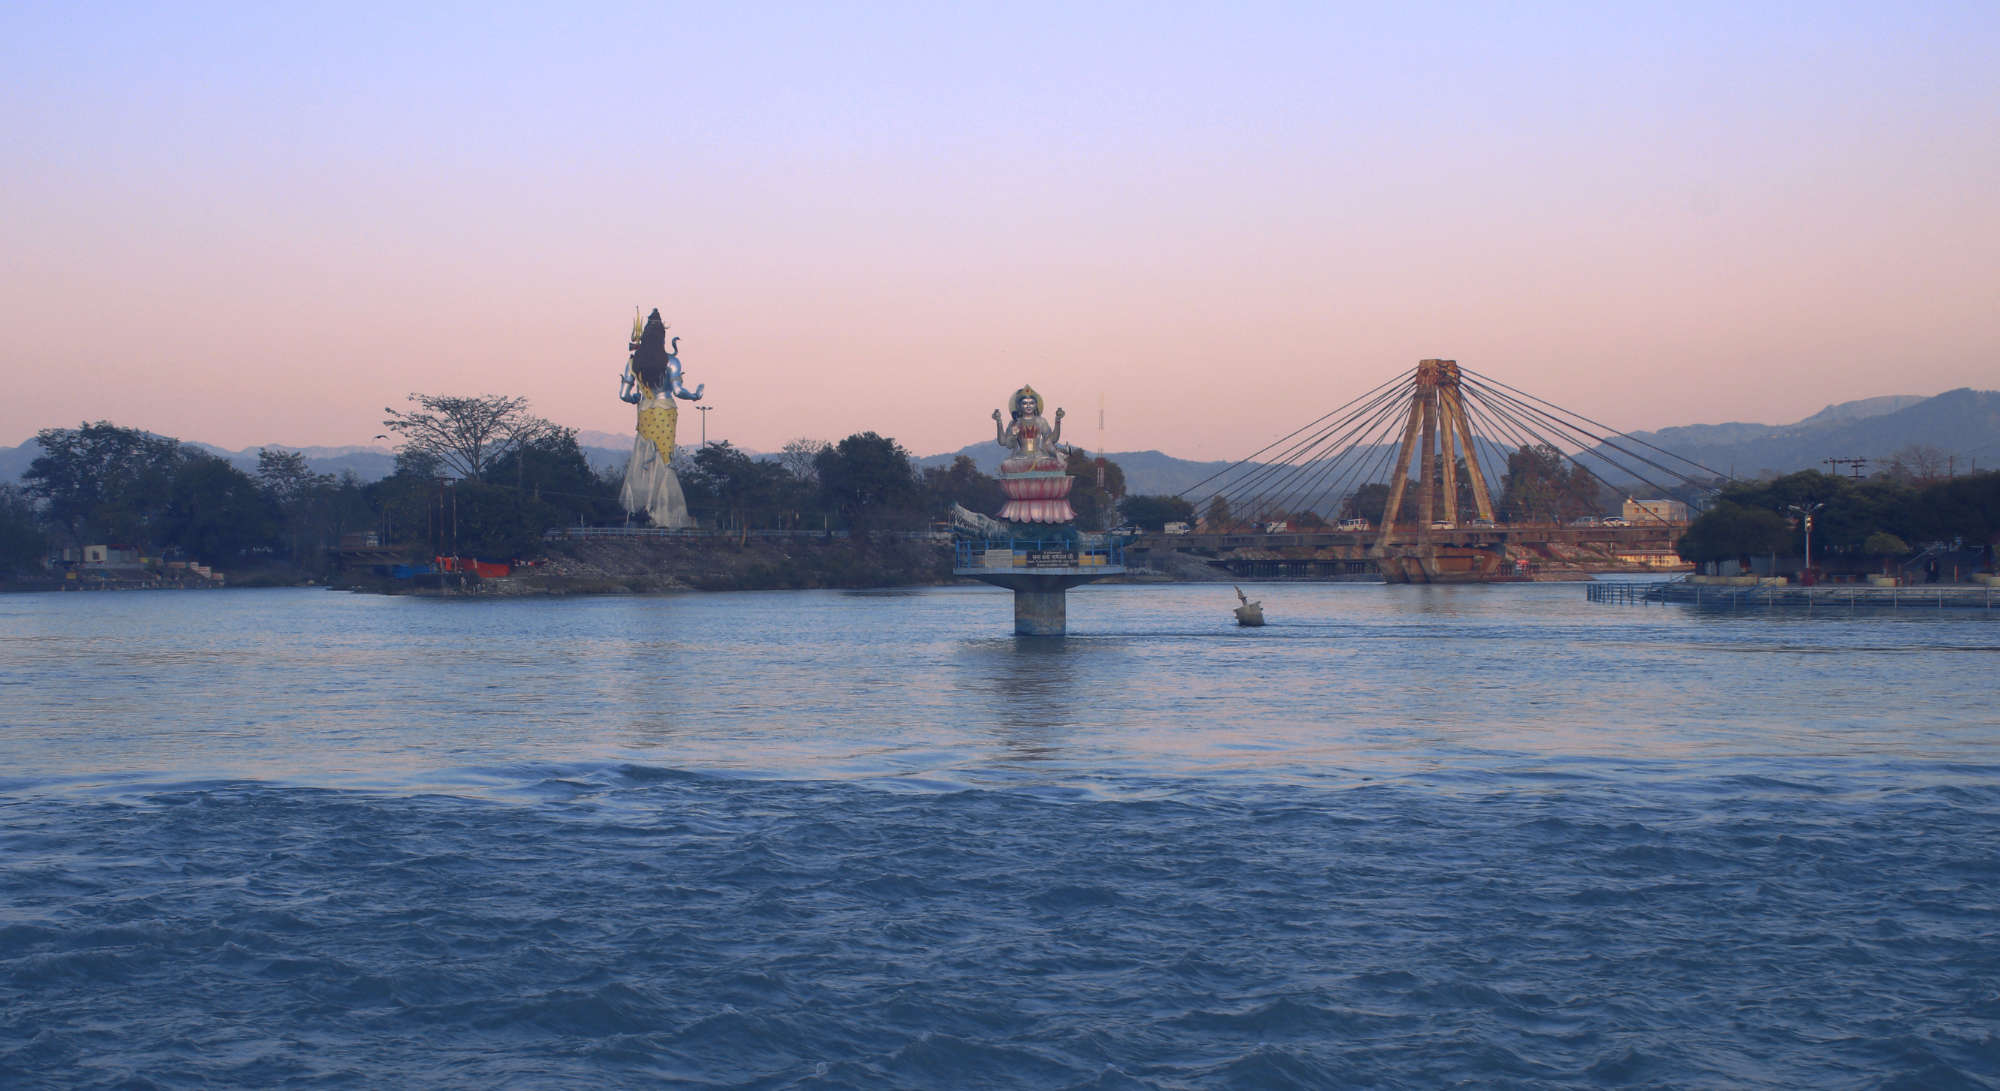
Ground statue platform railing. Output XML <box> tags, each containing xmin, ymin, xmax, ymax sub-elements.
<box><xmin>953</xmin><ymin>536</ymin><xmax>1124</xmax><ymax>572</ymax></box>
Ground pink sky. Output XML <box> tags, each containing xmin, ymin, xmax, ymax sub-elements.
<box><xmin>4</xmin><ymin>4</ymin><xmax>1996</xmax><ymax>460</ymax></box>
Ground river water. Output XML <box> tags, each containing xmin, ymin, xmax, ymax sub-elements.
<box><xmin>2</xmin><ymin>583</ymin><xmax>1996</xmax><ymax>1088</ymax></box>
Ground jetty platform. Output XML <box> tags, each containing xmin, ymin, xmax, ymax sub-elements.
<box><xmin>1589</xmin><ymin>579</ymin><xmax>2000</xmax><ymax>611</ymax></box>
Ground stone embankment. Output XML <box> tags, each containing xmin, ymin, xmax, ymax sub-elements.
<box><xmin>346</xmin><ymin>533</ymin><xmax>956</xmax><ymax>595</ymax></box>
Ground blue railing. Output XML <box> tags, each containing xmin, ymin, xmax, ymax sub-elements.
<box><xmin>953</xmin><ymin>536</ymin><xmax>1124</xmax><ymax>570</ymax></box>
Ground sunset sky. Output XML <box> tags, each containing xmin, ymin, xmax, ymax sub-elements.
<box><xmin>5</xmin><ymin>3</ymin><xmax>1996</xmax><ymax>460</ymax></box>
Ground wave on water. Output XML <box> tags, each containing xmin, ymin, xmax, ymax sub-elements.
<box><xmin>3</xmin><ymin>766</ymin><xmax>1996</xmax><ymax>1088</ymax></box>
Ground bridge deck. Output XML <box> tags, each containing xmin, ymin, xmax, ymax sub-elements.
<box><xmin>1139</xmin><ymin>523</ymin><xmax>1682</xmax><ymax>551</ymax></box>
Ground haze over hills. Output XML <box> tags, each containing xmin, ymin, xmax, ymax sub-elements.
<box><xmin>4</xmin><ymin>389</ymin><xmax>1994</xmax><ymax>497</ymax></box>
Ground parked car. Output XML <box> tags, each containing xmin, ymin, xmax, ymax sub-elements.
<box><xmin>1261</xmin><ymin>521</ymin><xmax>1289</xmax><ymax>534</ymax></box>
<box><xmin>1470</xmin><ymin>518</ymin><xmax>1498</xmax><ymax>528</ymax></box>
<box><xmin>1338</xmin><ymin>518</ymin><xmax>1371</xmax><ymax>531</ymax></box>
<box><xmin>1569</xmin><ymin>516</ymin><xmax>1601</xmax><ymax>527</ymax></box>
<box><xmin>1162</xmin><ymin>522</ymin><xmax>1192</xmax><ymax>535</ymax></box>
<box><xmin>1429</xmin><ymin>520</ymin><xmax>1456</xmax><ymax>530</ymax></box>
<box><xmin>1108</xmin><ymin>524</ymin><xmax>1141</xmax><ymax>536</ymax></box>
<box><xmin>1602</xmin><ymin>517</ymin><xmax>1630</xmax><ymax>527</ymax></box>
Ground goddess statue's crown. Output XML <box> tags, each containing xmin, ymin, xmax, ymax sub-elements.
<box><xmin>1011</xmin><ymin>384</ymin><xmax>1043</xmax><ymax>416</ymax></box>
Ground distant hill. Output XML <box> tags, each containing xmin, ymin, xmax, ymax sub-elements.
<box><xmin>1624</xmin><ymin>389</ymin><xmax>2000</xmax><ymax>478</ymax></box>
<box><xmin>0</xmin><ymin>438</ymin><xmax>401</xmax><ymax>485</ymax></box>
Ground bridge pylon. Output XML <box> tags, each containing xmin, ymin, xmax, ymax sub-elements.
<box><xmin>1372</xmin><ymin>360</ymin><xmax>1509</xmax><ymax>582</ymax></box>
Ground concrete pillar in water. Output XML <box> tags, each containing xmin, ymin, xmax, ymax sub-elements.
<box><xmin>952</xmin><ymin>565</ymin><xmax>1116</xmax><ymax>637</ymax></box>
<box><xmin>1013</xmin><ymin>584</ymin><xmax>1068</xmax><ymax>636</ymax></box>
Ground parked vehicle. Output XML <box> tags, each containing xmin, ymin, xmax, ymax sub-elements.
<box><xmin>1338</xmin><ymin>518</ymin><xmax>1371</xmax><ymax>531</ymax></box>
<box><xmin>1470</xmin><ymin>518</ymin><xmax>1498</xmax><ymax>528</ymax></box>
<box><xmin>1261</xmin><ymin>521</ymin><xmax>1289</xmax><ymax>534</ymax></box>
<box><xmin>1109</xmin><ymin>524</ymin><xmax>1140</xmax><ymax>536</ymax></box>
<box><xmin>1163</xmin><ymin>522</ymin><xmax>1192</xmax><ymax>535</ymax></box>
<box><xmin>1569</xmin><ymin>516</ymin><xmax>1601</xmax><ymax>527</ymax></box>
<box><xmin>1429</xmin><ymin>520</ymin><xmax>1456</xmax><ymax>530</ymax></box>
<box><xmin>1602</xmin><ymin>517</ymin><xmax>1630</xmax><ymax>527</ymax></box>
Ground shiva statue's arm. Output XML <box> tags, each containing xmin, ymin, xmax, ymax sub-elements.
<box><xmin>665</xmin><ymin>342</ymin><xmax>704</xmax><ymax>400</ymax></box>
<box><xmin>1048</xmin><ymin>407</ymin><xmax>1065</xmax><ymax>447</ymax></box>
<box><xmin>618</xmin><ymin>359</ymin><xmax>641</xmax><ymax>405</ymax></box>
<box><xmin>992</xmin><ymin>408</ymin><xmax>1009</xmax><ymax>447</ymax></box>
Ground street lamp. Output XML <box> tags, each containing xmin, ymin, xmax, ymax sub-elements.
<box><xmin>697</xmin><ymin>404</ymin><xmax>713</xmax><ymax>446</ymax></box>
<box><xmin>1787</xmin><ymin>501</ymin><xmax>1824</xmax><ymax>579</ymax></box>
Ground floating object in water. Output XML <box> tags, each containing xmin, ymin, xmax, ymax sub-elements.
<box><xmin>1233</xmin><ymin>586</ymin><xmax>1265</xmax><ymax>627</ymax></box>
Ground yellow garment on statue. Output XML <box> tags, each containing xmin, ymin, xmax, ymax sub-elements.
<box><xmin>637</xmin><ymin>402</ymin><xmax>678</xmax><ymax>460</ymax></box>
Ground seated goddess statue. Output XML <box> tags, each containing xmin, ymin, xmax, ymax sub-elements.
<box><xmin>992</xmin><ymin>384</ymin><xmax>1066</xmax><ymax>474</ymax></box>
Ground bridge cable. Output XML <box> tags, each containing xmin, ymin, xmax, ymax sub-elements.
<box><xmin>1459</xmin><ymin>368</ymin><xmax>1730</xmax><ymax>482</ymax></box>
<box><xmin>1461</xmin><ymin>378</ymin><xmax>1719</xmax><ymax>498</ymax></box>
<box><xmin>1175</xmin><ymin>369</ymin><xmax>1413</xmax><ymax>501</ymax></box>
<box><xmin>1180</xmin><ymin>372</ymin><xmax>1414</xmax><ymax>516</ymax></box>
<box><xmin>1220</xmin><ymin>380</ymin><xmax>1418</xmax><ymax>520</ymax></box>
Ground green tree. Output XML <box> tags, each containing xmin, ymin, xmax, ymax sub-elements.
<box><xmin>1063</xmin><ymin>448</ymin><xmax>1127</xmax><ymax>531</ymax></box>
<box><xmin>1497</xmin><ymin>443</ymin><xmax>1595</xmax><ymax>523</ymax></box>
<box><xmin>1118</xmin><ymin>494</ymin><xmax>1195</xmax><ymax>531</ymax></box>
<box><xmin>257</xmin><ymin>447</ymin><xmax>336</xmax><ymax>562</ymax></box>
<box><xmin>1340</xmin><ymin>483</ymin><xmax>1392</xmax><ymax>525</ymax></box>
<box><xmin>162</xmin><ymin>455</ymin><xmax>279</xmax><ymax>561</ymax></box>
<box><xmin>1202</xmin><ymin>495</ymin><xmax>1235</xmax><ymax>531</ymax></box>
<box><xmin>922</xmin><ymin>455</ymin><xmax>1005</xmax><ymax>520</ymax></box>
<box><xmin>1675</xmin><ymin>502</ymin><xmax>1791</xmax><ymax>565</ymax></box>
<box><xmin>1911</xmin><ymin>471</ymin><xmax>2000</xmax><ymax>546</ymax></box>
<box><xmin>681</xmin><ymin>442</ymin><xmax>806</xmax><ymax>530</ymax></box>
<box><xmin>0</xmin><ymin>484</ymin><xmax>49</xmax><ymax>579</ymax></box>
<box><xmin>815</xmin><ymin>432</ymin><xmax>921</xmax><ymax>530</ymax></box>
<box><xmin>487</xmin><ymin>427</ymin><xmax>622</xmax><ymax>526</ymax></box>
<box><xmin>366</xmin><ymin>450</ymin><xmax>449</xmax><ymax>554</ymax></box>
<box><xmin>24</xmin><ymin>423</ymin><xmax>186</xmax><ymax>547</ymax></box>
<box><xmin>1862</xmin><ymin>531</ymin><xmax>1910</xmax><ymax>558</ymax></box>
<box><xmin>442</xmin><ymin>481</ymin><xmax>562</xmax><ymax>559</ymax></box>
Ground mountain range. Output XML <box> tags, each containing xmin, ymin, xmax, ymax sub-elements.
<box><xmin>1619</xmin><ymin>388</ymin><xmax>1998</xmax><ymax>479</ymax></box>
<box><xmin>4</xmin><ymin>388</ymin><xmax>1994</xmax><ymax>498</ymax></box>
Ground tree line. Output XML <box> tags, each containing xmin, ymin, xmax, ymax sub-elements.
<box><xmin>1</xmin><ymin>393</ymin><xmax>1159</xmax><ymax>581</ymax></box>
<box><xmin>1674</xmin><ymin>468</ymin><xmax>2000</xmax><ymax>569</ymax></box>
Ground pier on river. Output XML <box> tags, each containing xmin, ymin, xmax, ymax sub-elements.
<box><xmin>1589</xmin><ymin>579</ymin><xmax>2000</xmax><ymax>611</ymax></box>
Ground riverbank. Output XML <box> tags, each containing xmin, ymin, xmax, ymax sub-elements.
<box><xmin>338</xmin><ymin>533</ymin><xmax>956</xmax><ymax>595</ymax></box>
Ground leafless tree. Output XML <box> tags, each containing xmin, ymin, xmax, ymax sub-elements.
<box><xmin>1883</xmin><ymin>444</ymin><xmax>1948</xmax><ymax>484</ymax></box>
<box><xmin>381</xmin><ymin>393</ymin><xmax>555</xmax><ymax>482</ymax></box>
<box><xmin>779</xmin><ymin>438</ymin><xmax>830</xmax><ymax>483</ymax></box>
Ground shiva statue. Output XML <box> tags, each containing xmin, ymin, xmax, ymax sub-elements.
<box><xmin>618</xmin><ymin>308</ymin><xmax>704</xmax><ymax>527</ymax></box>
<box><xmin>992</xmin><ymin>384</ymin><xmax>1066</xmax><ymax>473</ymax></box>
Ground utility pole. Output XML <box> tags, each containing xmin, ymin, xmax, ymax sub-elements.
<box><xmin>1823</xmin><ymin>457</ymin><xmax>1867</xmax><ymax>479</ymax></box>
<box><xmin>1096</xmin><ymin>393</ymin><xmax>1106</xmax><ymax>489</ymax></box>
<box><xmin>697</xmin><ymin>404</ymin><xmax>713</xmax><ymax>446</ymax></box>
<box><xmin>1787</xmin><ymin>501</ymin><xmax>1824</xmax><ymax>580</ymax></box>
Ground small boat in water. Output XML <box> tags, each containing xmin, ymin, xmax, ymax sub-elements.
<box><xmin>1232</xmin><ymin>586</ymin><xmax>1265</xmax><ymax>627</ymax></box>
